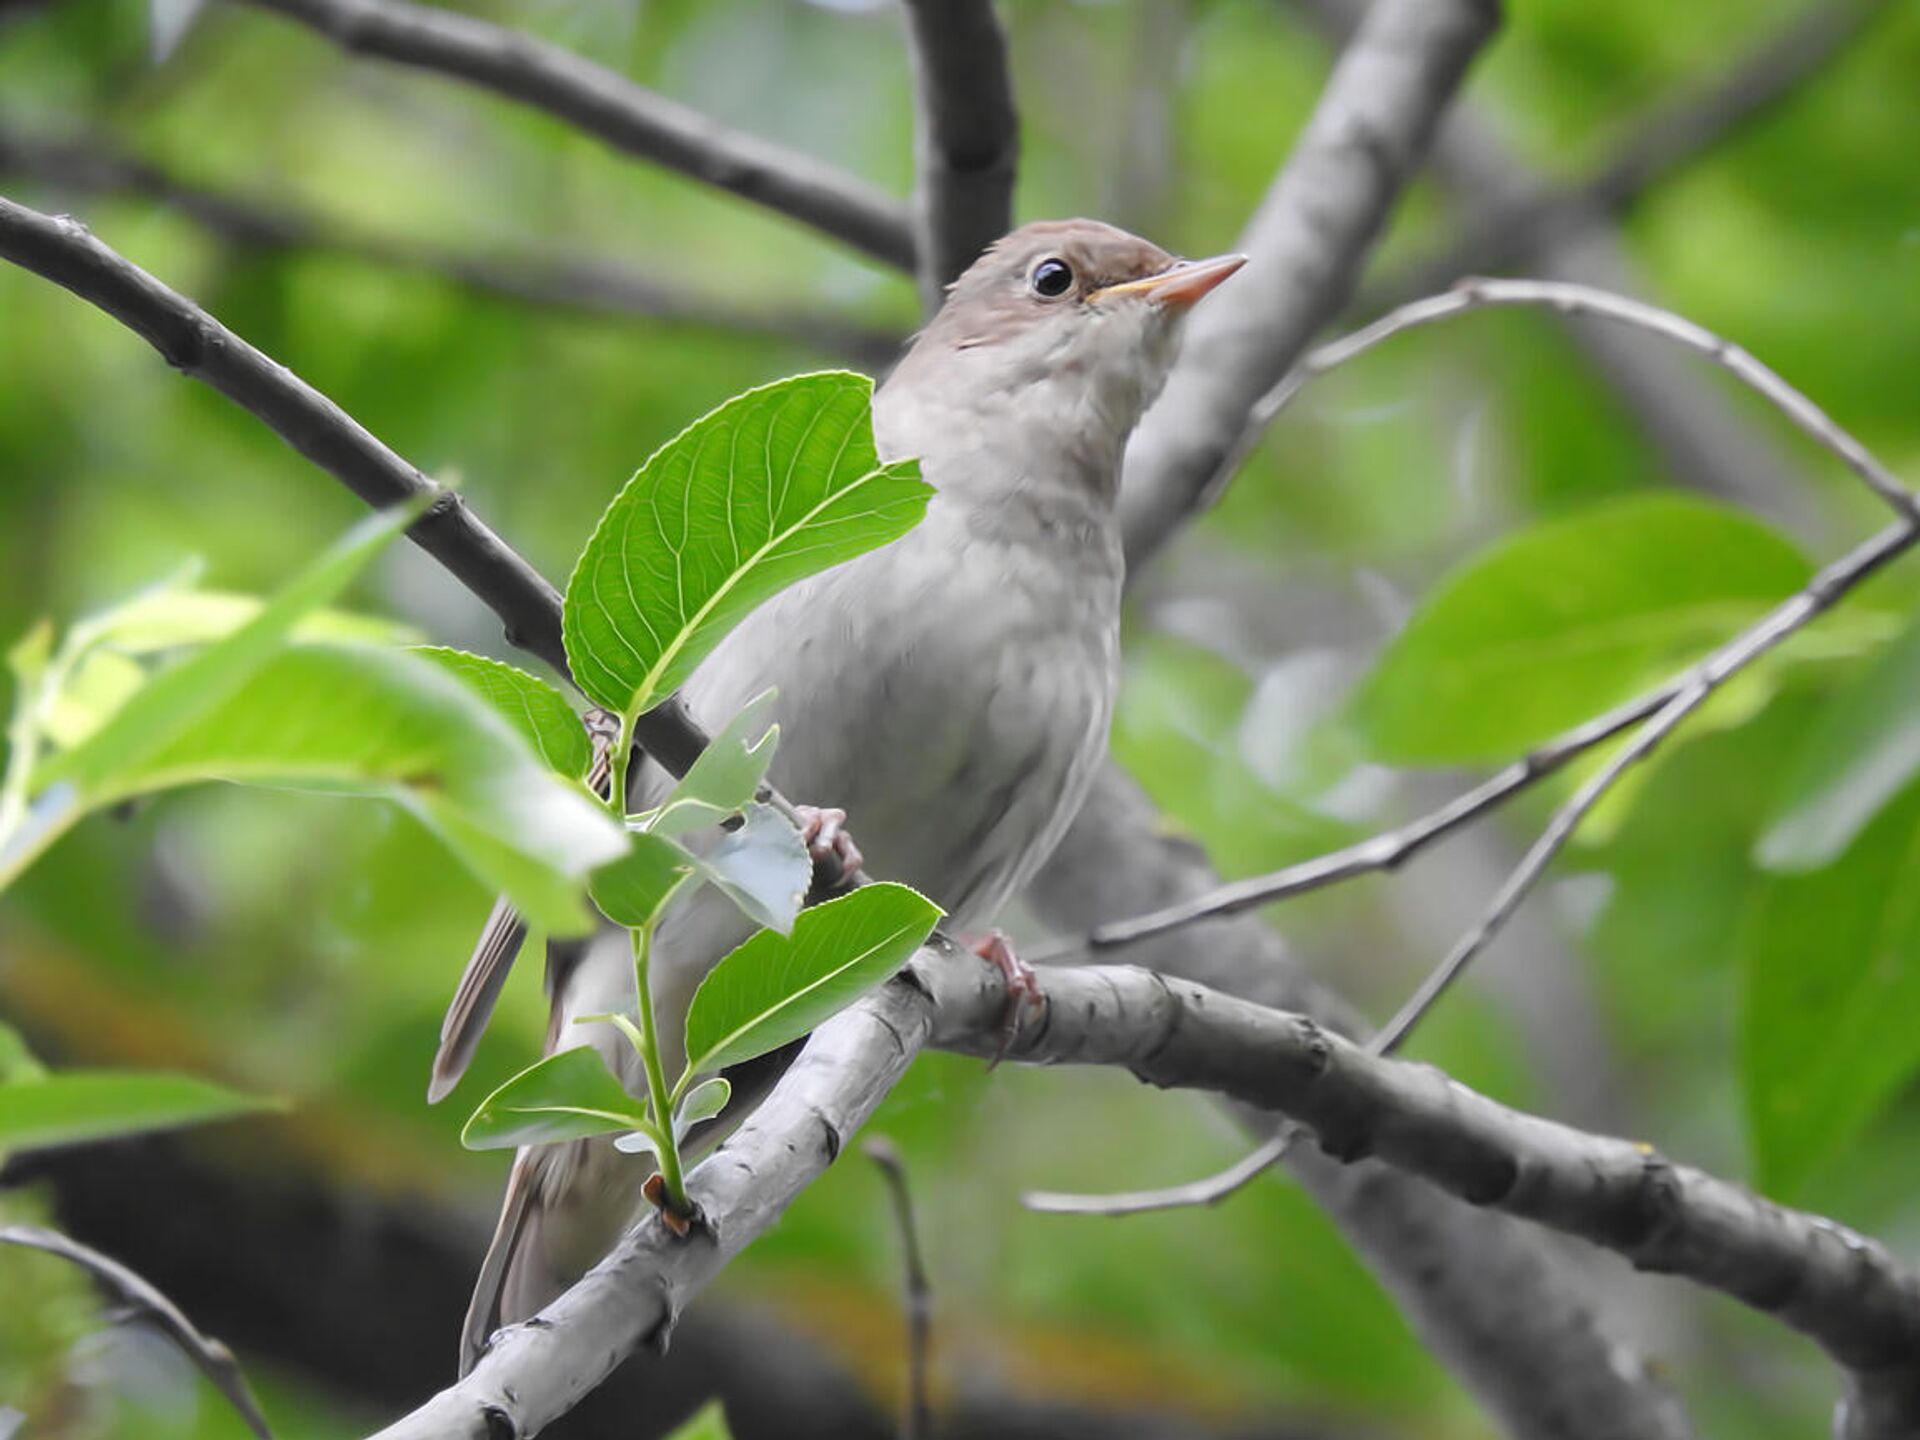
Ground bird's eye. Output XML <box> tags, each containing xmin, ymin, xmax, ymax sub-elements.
<box><xmin>1029</xmin><ymin>258</ymin><xmax>1074</xmax><ymax>299</ymax></box>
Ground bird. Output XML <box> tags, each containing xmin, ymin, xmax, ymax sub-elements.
<box><xmin>438</xmin><ymin>219</ymin><xmax>1246</xmax><ymax>1372</ymax></box>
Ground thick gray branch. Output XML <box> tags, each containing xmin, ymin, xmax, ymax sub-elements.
<box><xmin>234</xmin><ymin>0</ymin><xmax>917</xmax><ymax>272</ymax></box>
<box><xmin>368</xmin><ymin>966</ymin><xmax>940</xmax><ymax>1440</ymax></box>
<box><xmin>1027</xmin><ymin>771</ymin><xmax>1693</xmax><ymax>1440</ymax></box>
<box><xmin>923</xmin><ymin>960</ymin><xmax>1920</xmax><ymax>1437</ymax></box>
<box><xmin>1117</xmin><ymin>0</ymin><xmax>1498</xmax><ymax>569</ymax></box>
<box><xmin>899</xmin><ymin>0</ymin><xmax>1018</xmax><ymax>307</ymax></box>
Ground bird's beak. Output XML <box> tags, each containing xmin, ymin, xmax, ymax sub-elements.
<box><xmin>1091</xmin><ymin>252</ymin><xmax>1248</xmax><ymax>309</ymax></box>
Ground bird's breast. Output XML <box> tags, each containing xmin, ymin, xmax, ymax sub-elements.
<box><xmin>682</xmin><ymin>491</ymin><xmax>1122</xmax><ymax>929</ymax></box>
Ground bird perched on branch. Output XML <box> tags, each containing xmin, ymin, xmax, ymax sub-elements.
<box><xmin>438</xmin><ymin>219</ymin><xmax>1245</xmax><ymax>1371</ymax></box>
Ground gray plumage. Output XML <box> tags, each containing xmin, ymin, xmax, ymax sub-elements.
<box><xmin>443</xmin><ymin>220</ymin><xmax>1245</xmax><ymax>1372</ymax></box>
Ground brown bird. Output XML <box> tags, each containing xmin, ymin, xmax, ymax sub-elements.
<box><xmin>438</xmin><ymin>219</ymin><xmax>1245</xmax><ymax>1371</ymax></box>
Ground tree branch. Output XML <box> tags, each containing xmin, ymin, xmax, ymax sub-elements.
<box><xmin>1040</xmin><ymin>277</ymin><xmax>1920</xmax><ymax>960</ymax></box>
<box><xmin>1027</xmin><ymin>767</ymin><xmax>1696</xmax><ymax>1440</ymax></box>
<box><xmin>923</xmin><ymin>960</ymin><xmax>1920</xmax><ymax>1440</ymax></box>
<box><xmin>368</xmin><ymin>962</ymin><xmax>941</xmax><ymax>1440</ymax></box>
<box><xmin>1363</xmin><ymin>0</ymin><xmax>1899</xmax><ymax>313</ymax></box>
<box><xmin>899</xmin><ymin>0</ymin><xmax>1018</xmax><ymax>308</ymax></box>
<box><xmin>233</xmin><ymin>0</ymin><xmax>917</xmax><ymax>272</ymax></box>
<box><xmin>0</xmin><ymin>5</ymin><xmax>1684</xmax><ymax>1431</ymax></box>
<box><xmin>1116</xmin><ymin>0</ymin><xmax>1498</xmax><ymax>570</ymax></box>
<box><xmin>0</xmin><ymin>127</ymin><xmax>904</xmax><ymax>366</ymax></box>
<box><xmin>0</xmin><ymin>1224</ymin><xmax>273</xmax><ymax>1440</ymax></box>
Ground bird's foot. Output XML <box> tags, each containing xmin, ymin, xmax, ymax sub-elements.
<box><xmin>967</xmin><ymin>929</ymin><xmax>1044</xmax><ymax>1067</ymax></box>
<box><xmin>795</xmin><ymin>804</ymin><xmax>863</xmax><ymax>897</ymax></box>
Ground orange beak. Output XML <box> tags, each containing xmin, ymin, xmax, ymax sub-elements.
<box><xmin>1090</xmin><ymin>252</ymin><xmax>1247</xmax><ymax>309</ymax></box>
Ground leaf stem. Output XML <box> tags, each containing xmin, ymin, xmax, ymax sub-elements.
<box><xmin>629</xmin><ymin>920</ymin><xmax>690</xmax><ymax>1216</ymax></box>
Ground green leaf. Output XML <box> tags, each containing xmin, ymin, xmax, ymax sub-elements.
<box><xmin>674</xmin><ymin>1075</ymin><xmax>731</xmax><ymax>1135</ymax></box>
<box><xmin>648</xmin><ymin>689</ymin><xmax>780</xmax><ymax>837</ymax></box>
<box><xmin>90</xmin><ymin>644</ymin><xmax>626</xmax><ymax>933</ymax></box>
<box><xmin>681</xmin><ymin>883</ymin><xmax>941</xmax><ymax>1078</ymax></box>
<box><xmin>417</xmin><ymin>647</ymin><xmax>594</xmax><ymax>780</ymax></box>
<box><xmin>1350</xmin><ymin>495</ymin><xmax>1809</xmax><ymax>764</ymax></box>
<box><xmin>0</xmin><ymin>1070</ymin><xmax>279</xmax><ymax>1154</ymax></box>
<box><xmin>1740</xmin><ymin>784</ymin><xmax>1920</xmax><ymax>1197</ymax></box>
<box><xmin>663</xmin><ymin>1402</ymin><xmax>733</xmax><ymax>1440</ymax></box>
<box><xmin>0</xmin><ymin>1025</ymin><xmax>44</xmax><ymax>1084</ymax></box>
<box><xmin>562</xmin><ymin>373</ymin><xmax>930</xmax><ymax>717</ymax></box>
<box><xmin>461</xmin><ymin>1046</ymin><xmax>650</xmax><ymax>1151</ymax></box>
<box><xmin>35</xmin><ymin>505</ymin><xmax>421</xmax><ymax>798</ymax></box>
<box><xmin>1756</xmin><ymin>615</ymin><xmax>1920</xmax><ymax>872</ymax></box>
<box><xmin>591</xmin><ymin>829</ymin><xmax>696</xmax><ymax>928</ymax></box>
<box><xmin>695</xmin><ymin>802</ymin><xmax>812</xmax><ymax>934</ymax></box>
<box><xmin>611</xmin><ymin>1069</ymin><xmax>731</xmax><ymax>1154</ymax></box>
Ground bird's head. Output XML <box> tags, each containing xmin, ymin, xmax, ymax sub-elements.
<box><xmin>882</xmin><ymin>219</ymin><xmax>1246</xmax><ymax>485</ymax></box>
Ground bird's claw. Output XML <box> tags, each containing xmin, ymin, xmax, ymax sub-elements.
<box><xmin>969</xmin><ymin>929</ymin><xmax>1043</xmax><ymax>1067</ymax></box>
<box><xmin>795</xmin><ymin>804</ymin><xmax>863</xmax><ymax>896</ymax></box>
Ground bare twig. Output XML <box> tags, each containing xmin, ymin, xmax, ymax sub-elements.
<box><xmin>1284</xmin><ymin>280</ymin><xmax>1915</xmax><ymax>519</ymax></box>
<box><xmin>0</xmin><ymin>1225</ymin><xmax>274</xmax><ymax>1440</ymax></box>
<box><xmin>0</xmin><ymin>128</ymin><xmax>904</xmax><ymax>365</ymax></box>
<box><xmin>0</xmin><ymin>2</ymin><xmax>1682</xmax><ymax>1429</ymax></box>
<box><xmin>924</xmin><ymin>959</ymin><xmax>1920</xmax><ymax>1440</ymax></box>
<box><xmin>1039</xmin><ymin>276</ymin><xmax>1918</xmax><ymax>964</ymax></box>
<box><xmin>234</xmin><ymin>0</ymin><xmax>917</xmax><ymax>272</ymax></box>
<box><xmin>899</xmin><ymin>0</ymin><xmax>1018</xmax><ymax>308</ymax></box>
<box><xmin>863</xmin><ymin>1138</ymin><xmax>932</xmax><ymax>1440</ymax></box>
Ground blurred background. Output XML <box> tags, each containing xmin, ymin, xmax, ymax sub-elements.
<box><xmin>3</xmin><ymin>0</ymin><xmax>1920</xmax><ymax>1436</ymax></box>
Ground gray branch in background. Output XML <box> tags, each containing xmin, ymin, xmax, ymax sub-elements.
<box><xmin>921</xmin><ymin>960</ymin><xmax>1920</xmax><ymax>1440</ymax></box>
<box><xmin>899</xmin><ymin>0</ymin><xmax>1018</xmax><ymax>308</ymax></box>
<box><xmin>1042</xmin><ymin>0</ymin><xmax>1695</xmax><ymax>1432</ymax></box>
<box><xmin>0</xmin><ymin>128</ymin><xmax>905</xmax><ymax>367</ymax></box>
<box><xmin>1364</xmin><ymin>0</ymin><xmax>1898</xmax><ymax>312</ymax></box>
<box><xmin>1327</xmin><ymin>0</ymin><xmax>1898</xmax><ymax>540</ymax></box>
<box><xmin>233</xmin><ymin>0</ymin><xmax>918</xmax><ymax>272</ymax></box>
<box><xmin>1115</xmin><ymin>0</ymin><xmax>1498</xmax><ymax>571</ymax></box>
<box><xmin>1027</xmin><ymin>772</ymin><xmax>1695</xmax><ymax>1440</ymax></box>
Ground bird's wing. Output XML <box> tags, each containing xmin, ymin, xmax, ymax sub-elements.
<box><xmin>429</xmin><ymin>896</ymin><xmax>528</xmax><ymax>1103</ymax></box>
<box><xmin>429</xmin><ymin>712</ymin><xmax>650</xmax><ymax>1102</ymax></box>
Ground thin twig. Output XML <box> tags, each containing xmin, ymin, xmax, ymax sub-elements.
<box><xmin>899</xmin><ymin>0</ymin><xmax>1018</xmax><ymax>308</ymax></box>
<box><xmin>0</xmin><ymin>127</ymin><xmax>904</xmax><ymax>364</ymax></box>
<box><xmin>1036</xmin><ymin>276</ymin><xmax>1920</xmax><ymax>966</ymax></box>
<box><xmin>924</xmin><ymin>957</ymin><xmax>1920</xmax><ymax>1440</ymax></box>
<box><xmin>235</xmin><ymin>0</ymin><xmax>917</xmax><ymax>272</ymax></box>
<box><xmin>863</xmin><ymin>1138</ymin><xmax>932</xmax><ymax>1440</ymax></box>
<box><xmin>1031</xmin><ymin>271</ymin><xmax>1920</xmax><ymax>1213</ymax></box>
<box><xmin>0</xmin><ymin>1225</ymin><xmax>274</xmax><ymax>1439</ymax></box>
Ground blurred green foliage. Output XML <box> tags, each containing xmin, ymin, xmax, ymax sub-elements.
<box><xmin>4</xmin><ymin>0</ymin><xmax>1920</xmax><ymax>1437</ymax></box>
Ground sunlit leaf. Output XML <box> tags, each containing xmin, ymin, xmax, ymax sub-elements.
<box><xmin>681</xmin><ymin>883</ymin><xmax>940</xmax><ymax>1079</ymax></box>
<box><xmin>663</xmin><ymin>1401</ymin><xmax>733</xmax><ymax>1440</ymax></box>
<box><xmin>1757</xmin><ymin>615</ymin><xmax>1920</xmax><ymax>872</ymax></box>
<box><xmin>88</xmin><ymin>644</ymin><xmax>626</xmax><ymax>933</ymax></box>
<box><xmin>562</xmin><ymin>373</ymin><xmax>929</xmax><ymax>717</ymax></box>
<box><xmin>1740</xmin><ymin>784</ymin><xmax>1920</xmax><ymax>1197</ymax></box>
<box><xmin>1350</xmin><ymin>496</ymin><xmax>1808</xmax><ymax>763</ymax></box>
<box><xmin>417</xmin><ymin>647</ymin><xmax>593</xmax><ymax>780</ymax></box>
<box><xmin>34</xmin><ymin>506</ymin><xmax>421</xmax><ymax>798</ymax></box>
<box><xmin>0</xmin><ymin>1070</ymin><xmax>280</xmax><ymax>1154</ymax></box>
<box><xmin>462</xmin><ymin>1046</ymin><xmax>650</xmax><ymax>1151</ymax></box>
